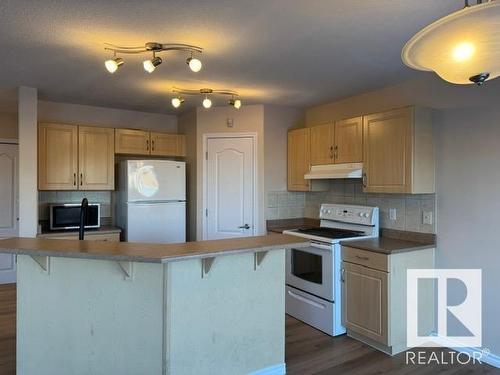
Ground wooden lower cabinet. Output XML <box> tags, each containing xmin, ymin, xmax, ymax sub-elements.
<box><xmin>342</xmin><ymin>246</ymin><xmax>435</xmax><ymax>355</ymax></box>
<box><xmin>342</xmin><ymin>262</ymin><xmax>389</xmax><ymax>345</ymax></box>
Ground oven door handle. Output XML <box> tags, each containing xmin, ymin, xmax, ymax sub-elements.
<box><xmin>287</xmin><ymin>290</ymin><xmax>326</xmax><ymax>309</ymax></box>
<box><xmin>309</xmin><ymin>241</ymin><xmax>332</xmax><ymax>251</ymax></box>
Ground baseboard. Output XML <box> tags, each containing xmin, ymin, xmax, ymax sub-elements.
<box><xmin>249</xmin><ymin>363</ymin><xmax>286</xmax><ymax>375</ymax></box>
<box><xmin>429</xmin><ymin>333</ymin><xmax>500</xmax><ymax>369</ymax></box>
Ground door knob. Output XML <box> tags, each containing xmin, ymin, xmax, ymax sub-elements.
<box><xmin>238</xmin><ymin>224</ymin><xmax>250</xmax><ymax>229</ymax></box>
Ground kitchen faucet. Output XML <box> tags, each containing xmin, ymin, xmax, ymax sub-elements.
<box><xmin>79</xmin><ymin>198</ymin><xmax>88</xmax><ymax>240</ymax></box>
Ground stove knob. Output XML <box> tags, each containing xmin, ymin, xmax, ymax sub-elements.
<box><xmin>364</xmin><ymin>213</ymin><xmax>370</xmax><ymax>218</ymax></box>
<box><xmin>358</xmin><ymin>212</ymin><xmax>364</xmax><ymax>217</ymax></box>
<box><xmin>326</xmin><ymin>209</ymin><xmax>332</xmax><ymax>214</ymax></box>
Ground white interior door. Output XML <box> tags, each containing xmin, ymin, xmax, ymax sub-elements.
<box><xmin>0</xmin><ymin>143</ymin><xmax>18</xmax><ymax>284</ymax></box>
<box><xmin>206</xmin><ymin>137</ymin><xmax>255</xmax><ymax>240</ymax></box>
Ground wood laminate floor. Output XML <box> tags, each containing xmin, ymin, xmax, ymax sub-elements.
<box><xmin>0</xmin><ymin>283</ymin><xmax>498</xmax><ymax>375</ymax></box>
<box><xmin>285</xmin><ymin>315</ymin><xmax>500</xmax><ymax>374</ymax></box>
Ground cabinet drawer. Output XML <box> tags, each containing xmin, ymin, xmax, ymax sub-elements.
<box><xmin>342</xmin><ymin>246</ymin><xmax>388</xmax><ymax>272</ymax></box>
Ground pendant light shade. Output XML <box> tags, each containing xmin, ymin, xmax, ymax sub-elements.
<box><xmin>402</xmin><ymin>2</ymin><xmax>500</xmax><ymax>85</ymax></box>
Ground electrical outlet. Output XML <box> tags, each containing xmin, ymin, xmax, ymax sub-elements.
<box><xmin>389</xmin><ymin>208</ymin><xmax>397</xmax><ymax>221</ymax></box>
<box><xmin>423</xmin><ymin>211</ymin><xmax>433</xmax><ymax>225</ymax></box>
<box><xmin>226</xmin><ymin>117</ymin><xmax>234</xmax><ymax>128</ymax></box>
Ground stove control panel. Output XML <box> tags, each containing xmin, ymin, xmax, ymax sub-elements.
<box><xmin>319</xmin><ymin>204</ymin><xmax>378</xmax><ymax>226</ymax></box>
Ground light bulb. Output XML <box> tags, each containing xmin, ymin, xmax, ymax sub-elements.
<box><xmin>143</xmin><ymin>56</ymin><xmax>162</xmax><ymax>73</ymax></box>
<box><xmin>187</xmin><ymin>57</ymin><xmax>202</xmax><ymax>72</ymax></box>
<box><xmin>452</xmin><ymin>42</ymin><xmax>475</xmax><ymax>62</ymax></box>
<box><xmin>228</xmin><ymin>98</ymin><xmax>242</xmax><ymax>109</ymax></box>
<box><xmin>202</xmin><ymin>97</ymin><xmax>212</xmax><ymax>109</ymax></box>
<box><xmin>171</xmin><ymin>97</ymin><xmax>184</xmax><ymax>108</ymax></box>
<box><xmin>104</xmin><ymin>57</ymin><xmax>123</xmax><ymax>73</ymax></box>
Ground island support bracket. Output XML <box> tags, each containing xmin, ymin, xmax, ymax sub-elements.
<box><xmin>201</xmin><ymin>257</ymin><xmax>215</xmax><ymax>278</ymax></box>
<box><xmin>254</xmin><ymin>251</ymin><xmax>268</xmax><ymax>270</ymax></box>
<box><xmin>117</xmin><ymin>261</ymin><xmax>134</xmax><ymax>280</ymax></box>
<box><xmin>31</xmin><ymin>255</ymin><xmax>50</xmax><ymax>273</ymax></box>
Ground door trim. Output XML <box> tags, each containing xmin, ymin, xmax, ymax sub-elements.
<box><xmin>202</xmin><ymin>133</ymin><xmax>258</xmax><ymax>240</ymax></box>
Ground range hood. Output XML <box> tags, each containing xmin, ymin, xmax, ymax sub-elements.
<box><xmin>304</xmin><ymin>163</ymin><xmax>363</xmax><ymax>180</ymax></box>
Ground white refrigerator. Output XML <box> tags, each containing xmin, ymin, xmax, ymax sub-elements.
<box><xmin>116</xmin><ymin>160</ymin><xmax>186</xmax><ymax>243</ymax></box>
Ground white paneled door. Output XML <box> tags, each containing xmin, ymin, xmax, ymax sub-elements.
<box><xmin>206</xmin><ymin>136</ymin><xmax>255</xmax><ymax>240</ymax></box>
<box><xmin>0</xmin><ymin>143</ymin><xmax>18</xmax><ymax>284</ymax></box>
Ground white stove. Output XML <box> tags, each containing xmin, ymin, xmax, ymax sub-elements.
<box><xmin>283</xmin><ymin>203</ymin><xmax>379</xmax><ymax>336</ymax></box>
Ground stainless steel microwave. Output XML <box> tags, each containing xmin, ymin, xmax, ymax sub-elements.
<box><xmin>49</xmin><ymin>203</ymin><xmax>100</xmax><ymax>230</ymax></box>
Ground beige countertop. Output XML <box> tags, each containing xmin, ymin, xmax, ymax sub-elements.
<box><xmin>0</xmin><ymin>235</ymin><xmax>308</xmax><ymax>263</ymax></box>
<box><xmin>340</xmin><ymin>229</ymin><xmax>436</xmax><ymax>254</ymax></box>
<box><xmin>37</xmin><ymin>226</ymin><xmax>122</xmax><ymax>238</ymax></box>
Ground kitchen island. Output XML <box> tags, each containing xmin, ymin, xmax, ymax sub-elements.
<box><xmin>0</xmin><ymin>235</ymin><xmax>307</xmax><ymax>375</ymax></box>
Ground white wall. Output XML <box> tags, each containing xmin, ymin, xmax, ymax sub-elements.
<box><xmin>178</xmin><ymin>110</ymin><xmax>198</xmax><ymax>242</ymax></box>
<box><xmin>38</xmin><ymin>101</ymin><xmax>177</xmax><ymax>132</ymax></box>
<box><xmin>195</xmin><ymin>105</ymin><xmax>266</xmax><ymax>239</ymax></box>
<box><xmin>264</xmin><ymin>106</ymin><xmax>304</xmax><ymax>194</ymax></box>
<box><xmin>18</xmin><ymin>87</ymin><xmax>38</xmax><ymax>237</ymax></box>
<box><xmin>435</xmin><ymin>106</ymin><xmax>500</xmax><ymax>355</ymax></box>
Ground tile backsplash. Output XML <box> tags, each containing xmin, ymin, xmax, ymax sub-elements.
<box><xmin>267</xmin><ymin>180</ymin><xmax>436</xmax><ymax>234</ymax></box>
<box><xmin>38</xmin><ymin>191</ymin><xmax>113</xmax><ymax>222</ymax></box>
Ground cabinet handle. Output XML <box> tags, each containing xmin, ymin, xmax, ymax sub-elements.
<box><xmin>329</xmin><ymin>146</ymin><xmax>334</xmax><ymax>159</ymax></box>
<box><xmin>355</xmin><ymin>255</ymin><xmax>369</xmax><ymax>261</ymax></box>
<box><xmin>146</xmin><ymin>139</ymin><xmax>149</xmax><ymax>151</ymax></box>
<box><xmin>334</xmin><ymin>145</ymin><xmax>339</xmax><ymax>159</ymax></box>
<box><xmin>80</xmin><ymin>173</ymin><xmax>83</xmax><ymax>186</ymax></box>
<box><xmin>341</xmin><ymin>268</ymin><xmax>345</xmax><ymax>283</ymax></box>
<box><xmin>73</xmin><ymin>173</ymin><xmax>76</xmax><ymax>186</ymax></box>
<box><xmin>362</xmin><ymin>172</ymin><xmax>367</xmax><ymax>188</ymax></box>
<box><xmin>152</xmin><ymin>139</ymin><xmax>155</xmax><ymax>151</ymax></box>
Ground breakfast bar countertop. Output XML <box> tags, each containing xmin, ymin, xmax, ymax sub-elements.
<box><xmin>0</xmin><ymin>234</ymin><xmax>308</xmax><ymax>263</ymax></box>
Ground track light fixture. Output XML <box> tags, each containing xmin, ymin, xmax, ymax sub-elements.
<box><xmin>104</xmin><ymin>42</ymin><xmax>203</xmax><ymax>74</ymax></box>
<box><xmin>172</xmin><ymin>87</ymin><xmax>242</xmax><ymax>110</ymax></box>
<box><xmin>171</xmin><ymin>97</ymin><xmax>185</xmax><ymax>108</ymax></box>
<box><xmin>143</xmin><ymin>53</ymin><xmax>162</xmax><ymax>73</ymax></box>
<box><xmin>104</xmin><ymin>53</ymin><xmax>124</xmax><ymax>74</ymax></box>
<box><xmin>228</xmin><ymin>98</ymin><xmax>242</xmax><ymax>109</ymax></box>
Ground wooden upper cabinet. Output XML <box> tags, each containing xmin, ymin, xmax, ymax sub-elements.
<box><xmin>310</xmin><ymin>123</ymin><xmax>334</xmax><ymax>165</ymax></box>
<box><xmin>78</xmin><ymin>126</ymin><xmax>115</xmax><ymax>190</ymax></box>
<box><xmin>114</xmin><ymin>129</ymin><xmax>150</xmax><ymax>155</ymax></box>
<box><xmin>150</xmin><ymin>132</ymin><xmax>186</xmax><ymax>157</ymax></box>
<box><xmin>363</xmin><ymin>106</ymin><xmax>434</xmax><ymax>194</ymax></box>
<box><xmin>287</xmin><ymin>128</ymin><xmax>311</xmax><ymax>191</ymax></box>
<box><xmin>334</xmin><ymin>116</ymin><xmax>363</xmax><ymax>164</ymax></box>
<box><xmin>38</xmin><ymin>123</ymin><xmax>78</xmax><ymax>190</ymax></box>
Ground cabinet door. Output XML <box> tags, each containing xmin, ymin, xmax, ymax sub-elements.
<box><xmin>38</xmin><ymin>123</ymin><xmax>78</xmax><ymax>190</ymax></box>
<box><xmin>342</xmin><ymin>262</ymin><xmax>389</xmax><ymax>345</ymax></box>
<box><xmin>115</xmin><ymin>129</ymin><xmax>150</xmax><ymax>155</ymax></box>
<box><xmin>334</xmin><ymin>117</ymin><xmax>363</xmax><ymax>164</ymax></box>
<box><xmin>150</xmin><ymin>132</ymin><xmax>186</xmax><ymax>157</ymax></box>
<box><xmin>287</xmin><ymin>128</ymin><xmax>311</xmax><ymax>191</ymax></box>
<box><xmin>79</xmin><ymin>126</ymin><xmax>115</xmax><ymax>190</ymax></box>
<box><xmin>363</xmin><ymin>107</ymin><xmax>412</xmax><ymax>193</ymax></box>
<box><xmin>310</xmin><ymin>123</ymin><xmax>334</xmax><ymax>165</ymax></box>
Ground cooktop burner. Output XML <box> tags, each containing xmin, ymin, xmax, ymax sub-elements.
<box><xmin>295</xmin><ymin>227</ymin><xmax>366</xmax><ymax>239</ymax></box>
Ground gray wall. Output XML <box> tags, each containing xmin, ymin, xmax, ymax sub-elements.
<box><xmin>435</xmin><ymin>107</ymin><xmax>500</xmax><ymax>355</ymax></box>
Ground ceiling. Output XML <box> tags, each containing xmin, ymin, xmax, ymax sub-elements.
<box><xmin>0</xmin><ymin>0</ymin><xmax>464</xmax><ymax>114</ymax></box>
